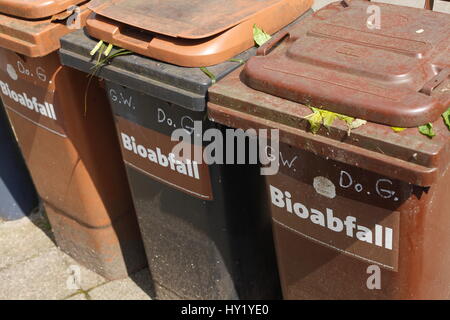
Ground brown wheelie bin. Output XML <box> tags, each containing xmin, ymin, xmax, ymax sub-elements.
<box><xmin>207</xmin><ymin>0</ymin><xmax>450</xmax><ymax>299</ymax></box>
<box><xmin>0</xmin><ymin>0</ymin><xmax>146</xmax><ymax>279</ymax></box>
<box><xmin>59</xmin><ymin>0</ymin><xmax>313</xmax><ymax>299</ymax></box>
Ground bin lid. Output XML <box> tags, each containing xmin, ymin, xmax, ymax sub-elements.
<box><xmin>0</xmin><ymin>0</ymin><xmax>86</xmax><ymax>19</ymax></box>
<box><xmin>89</xmin><ymin>0</ymin><xmax>296</xmax><ymax>39</ymax></box>
<box><xmin>85</xmin><ymin>0</ymin><xmax>313</xmax><ymax>67</ymax></box>
<box><xmin>241</xmin><ymin>0</ymin><xmax>450</xmax><ymax>127</ymax></box>
<box><xmin>0</xmin><ymin>3</ymin><xmax>91</xmax><ymax>56</ymax></box>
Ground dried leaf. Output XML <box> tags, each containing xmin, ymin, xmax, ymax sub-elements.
<box><xmin>86</xmin><ymin>46</ymin><xmax>132</xmax><ymax>116</ymax></box>
<box><xmin>304</xmin><ymin>107</ymin><xmax>367</xmax><ymax>135</ymax></box>
<box><xmin>321</xmin><ymin>110</ymin><xmax>338</xmax><ymax>128</ymax></box>
<box><xmin>253</xmin><ymin>24</ymin><xmax>271</xmax><ymax>47</ymax></box>
<box><xmin>200</xmin><ymin>67</ymin><xmax>216</xmax><ymax>84</ymax></box>
<box><xmin>104</xmin><ymin>43</ymin><xmax>113</xmax><ymax>56</ymax></box>
<box><xmin>345</xmin><ymin>118</ymin><xmax>366</xmax><ymax>135</ymax></box>
<box><xmin>90</xmin><ymin>40</ymin><xmax>104</xmax><ymax>56</ymax></box>
<box><xmin>228</xmin><ymin>58</ymin><xmax>245</xmax><ymax>64</ymax></box>
<box><xmin>350</xmin><ymin>119</ymin><xmax>367</xmax><ymax>129</ymax></box>
<box><xmin>306</xmin><ymin>111</ymin><xmax>323</xmax><ymax>134</ymax></box>
<box><xmin>391</xmin><ymin>127</ymin><xmax>406</xmax><ymax>133</ymax></box>
<box><xmin>336</xmin><ymin>114</ymin><xmax>355</xmax><ymax>125</ymax></box>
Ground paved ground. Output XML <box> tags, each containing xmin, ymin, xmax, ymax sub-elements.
<box><xmin>0</xmin><ymin>207</ymin><xmax>153</xmax><ymax>300</ymax></box>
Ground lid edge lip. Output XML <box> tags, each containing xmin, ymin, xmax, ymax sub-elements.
<box><xmin>0</xmin><ymin>4</ymin><xmax>91</xmax><ymax>57</ymax></box>
<box><xmin>0</xmin><ymin>32</ymin><xmax>55</xmax><ymax>57</ymax></box>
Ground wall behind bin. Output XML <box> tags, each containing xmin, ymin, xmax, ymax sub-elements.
<box><xmin>312</xmin><ymin>0</ymin><xmax>450</xmax><ymax>11</ymax></box>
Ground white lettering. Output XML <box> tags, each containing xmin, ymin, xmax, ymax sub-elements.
<box><xmin>270</xmin><ymin>185</ymin><xmax>394</xmax><ymax>250</ymax></box>
<box><xmin>0</xmin><ymin>80</ymin><xmax>56</xmax><ymax>120</ymax></box>
<box><xmin>121</xmin><ymin>132</ymin><xmax>200</xmax><ymax>180</ymax></box>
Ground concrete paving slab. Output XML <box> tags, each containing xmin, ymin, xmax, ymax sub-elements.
<box><xmin>88</xmin><ymin>269</ymin><xmax>153</xmax><ymax>300</ymax></box>
<box><xmin>65</xmin><ymin>293</ymin><xmax>88</xmax><ymax>300</ymax></box>
<box><xmin>0</xmin><ymin>212</ymin><xmax>55</xmax><ymax>270</ymax></box>
<box><xmin>60</xmin><ymin>253</ymin><xmax>107</xmax><ymax>292</ymax></box>
<box><xmin>0</xmin><ymin>248</ymin><xmax>79</xmax><ymax>300</ymax></box>
<box><xmin>0</xmin><ymin>207</ymin><xmax>152</xmax><ymax>300</ymax></box>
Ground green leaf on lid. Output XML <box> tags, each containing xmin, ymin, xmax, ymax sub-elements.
<box><xmin>253</xmin><ymin>24</ymin><xmax>271</xmax><ymax>47</ymax></box>
<box><xmin>442</xmin><ymin>108</ymin><xmax>450</xmax><ymax>131</ymax></box>
<box><xmin>418</xmin><ymin>123</ymin><xmax>436</xmax><ymax>138</ymax></box>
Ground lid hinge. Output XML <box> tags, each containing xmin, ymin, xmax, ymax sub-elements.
<box><xmin>420</xmin><ymin>68</ymin><xmax>450</xmax><ymax>96</ymax></box>
<box><xmin>256</xmin><ymin>31</ymin><xmax>291</xmax><ymax>57</ymax></box>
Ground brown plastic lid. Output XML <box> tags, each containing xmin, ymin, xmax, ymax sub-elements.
<box><xmin>0</xmin><ymin>0</ymin><xmax>86</xmax><ymax>19</ymax></box>
<box><xmin>89</xmin><ymin>0</ymin><xmax>298</xmax><ymax>39</ymax></box>
<box><xmin>85</xmin><ymin>0</ymin><xmax>313</xmax><ymax>67</ymax></box>
<box><xmin>241</xmin><ymin>0</ymin><xmax>450</xmax><ymax>127</ymax></box>
<box><xmin>0</xmin><ymin>3</ymin><xmax>91</xmax><ymax>56</ymax></box>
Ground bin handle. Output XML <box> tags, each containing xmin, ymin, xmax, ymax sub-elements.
<box><xmin>420</xmin><ymin>68</ymin><xmax>450</xmax><ymax>95</ymax></box>
<box><xmin>256</xmin><ymin>31</ymin><xmax>290</xmax><ymax>57</ymax></box>
<box><xmin>111</xmin><ymin>27</ymin><xmax>153</xmax><ymax>52</ymax></box>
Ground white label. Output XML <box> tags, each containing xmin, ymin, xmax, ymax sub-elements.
<box><xmin>313</xmin><ymin>176</ymin><xmax>336</xmax><ymax>199</ymax></box>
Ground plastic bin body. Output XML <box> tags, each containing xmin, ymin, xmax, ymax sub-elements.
<box><xmin>0</xmin><ymin>2</ymin><xmax>146</xmax><ymax>279</ymax></box>
<box><xmin>0</xmin><ymin>100</ymin><xmax>38</xmax><ymax>220</ymax></box>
